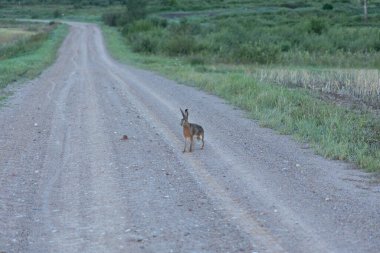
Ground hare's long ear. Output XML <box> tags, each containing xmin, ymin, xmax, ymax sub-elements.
<box><xmin>185</xmin><ymin>109</ymin><xmax>189</xmax><ymax>118</ymax></box>
<box><xmin>180</xmin><ymin>108</ymin><xmax>185</xmax><ymax>118</ymax></box>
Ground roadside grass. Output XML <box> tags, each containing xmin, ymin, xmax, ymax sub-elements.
<box><xmin>0</xmin><ymin>21</ymin><xmax>58</xmax><ymax>60</ymax></box>
<box><xmin>102</xmin><ymin>25</ymin><xmax>380</xmax><ymax>172</ymax></box>
<box><xmin>0</xmin><ymin>23</ymin><xmax>68</xmax><ymax>90</ymax></box>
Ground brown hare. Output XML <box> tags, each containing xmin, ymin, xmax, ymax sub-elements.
<box><xmin>180</xmin><ymin>108</ymin><xmax>204</xmax><ymax>153</ymax></box>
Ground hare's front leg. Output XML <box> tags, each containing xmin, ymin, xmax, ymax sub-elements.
<box><xmin>189</xmin><ymin>136</ymin><xmax>194</xmax><ymax>152</ymax></box>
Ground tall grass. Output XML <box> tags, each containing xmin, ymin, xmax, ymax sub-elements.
<box><xmin>0</xmin><ymin>24</ymin><xmax>68</xmax><ymax>90</ymax></box>
<box><xmin>0</xmin><ymin>28</ymin><xmax>35</xmax><ymax>43</ymax></box>
<box><xmin>0</xmin><ymin>21</ymin><xmax>58</xmax><ymax>59</ymax></box>
<box><xmin>1</xmin><ymin>31</ymin><xmax>47</xmax><ymax>60</ymax></box>
<box><xmin>253</xmin><ymin>68</ymin><xmax>380</xmax><ymax>108</ymax></box>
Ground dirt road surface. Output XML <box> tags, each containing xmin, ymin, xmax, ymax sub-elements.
<box><xmin>0</xmin><ymin>22</ymin><xmax>379</xmax><ymax>253</ymax></box>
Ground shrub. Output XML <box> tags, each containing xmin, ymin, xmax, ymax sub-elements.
<box><xmin>53</xmin><ymin>9</ymin><xmax>61</xmax><ymax>18</ymax></box>
<box><xmin>280</xmin><ymin>42</ymin><xmax>291</xmax><ymax>52</ymax></box>
<box><xmin>148</xmin><ymin>17</ymin><xmax>168</xmax><ymax>28</ymax></box>
<box><xmin>301</xmin><ymin>34</ymin><xmax>332</xmax><ymax>52</ymax></box>
<box><xmin>163</xmin><ymin>35</ymin><xmax>199</xmax><ymax>56</ymax></box>
<box><xmin>168</xmin><ymin>18</ymin><xmax>201</xmax><ymax>35</ymax></box>
<box><xmin>188</xmin><ymin>56</ymin><xmax>205</xmax><ymax>65</ymax></box>
<box><xmin>207</xmin><ymin>23</ymin><xmax>248</xmax><ymax>54</ymax></box>
<box><xmin>124</xmin><ymin>0</ymin><xmax>148</xmax><ymax>23</ymax></box>
<box><xmin>123</xmin><ymin>19</ymin><xmax>155</xmax><ymax>35</ymax></box>
<box><xmin>232</xmin><ymin>42</ymin><xmax>280</xmax><ymax>64</ymax></box>
<box><xmin>322</xmin><ymin>3</ymin><xmax>334</xmax><ymax>10</ymax></box>
<box><xmin>308</xmin><ymin>18</ymin><xmax>327</xmax><ymax>35</ymax></box>
<box><xmin>102</xmin><ymin>12</ymin><xmax>123</xmax><ymax>26</ymax></box>
<box><xmin>129</xmin><ymin>33</ymin><xmax>159</xmax><ymax>54</ymax></box>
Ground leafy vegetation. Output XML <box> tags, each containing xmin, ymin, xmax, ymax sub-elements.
<box><xmin>106</xmin><ymin>1</ymin><xmax>380</xmax><ymax>67</ymax></box>
<box><xmin>100</xmin><ymin>0</ymin><xmax>380</xmax><ymax>106</ymax></box>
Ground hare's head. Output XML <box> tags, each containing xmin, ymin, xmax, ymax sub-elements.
<box><xmin>180</xmin><ymin>108</ymin><xmax>189</xmax><ymax>126</ymax></box>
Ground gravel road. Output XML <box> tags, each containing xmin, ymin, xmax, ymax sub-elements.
<box><xmin>0</xmin><ymin>22</ymin><xmax>379</xmax><ymax>253</ymax></box>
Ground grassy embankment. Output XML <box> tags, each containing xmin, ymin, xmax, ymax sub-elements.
<box><xmin>0</xmin><ymin>21</ymin><xmax>68</xmax><ymax>99</ymax></box>
<box><xmin>101</xmin><ymin>0</ymin><xmax>380</xmax><ymax>172</ymax></box>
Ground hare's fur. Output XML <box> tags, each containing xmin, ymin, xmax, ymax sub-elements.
<box><xmin>180</xmin><ymin>108</ymin><xmax>204</xmax><ymax>153</ymax></box>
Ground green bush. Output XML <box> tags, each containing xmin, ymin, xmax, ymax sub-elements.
<box><xmin>301</xmin><ymin>34</ymin><xmax>332</xmax><ymax>52</ymax></box>
<box><xmin>232</xmin><ymin>42</ymin><xmax>280</xmax><ymax>64</ymax></box>
<box><xmin>322</xmin><ymin>3</ymin><xmax>334</xmax><ymax>10</ymax></box>
<box><xmin>188</xmin><ymin>56</ymin><xmax>205</xmax><ymax>65</ymax></box>
<box><xmin>308</xmin><ymin>18</ymin><xmax>328</xmax><ymax>35</ymax></box>
<box><xmin>148</xmin><ymin>17</ymin><xmax>168</xmax><ymax>28</ymax></box>
<box><xmin>327</xmin><ymin>27</ymin><xmax>380</xmax><ymax>52</ymax></box>
<box><xmin>128</xmin><ymin>32</ymin><xmax>161</xmax><ymax>54</ymax></box>
<box><xmin>124</xmin><ymin>0</ymin><xmax>148</xmax><ymax>23</ymax></box>
<box><xmin>206</xmin><ymin>23</ymin><xmax>248</xmax><ymax>54</ymax></box>
<box><xmin>168</xmin><ymin>18</ymin><xmax>201</xmax><ymax>36</ymax></box>
<box><xmin>163</xmin><ymin>35</ymin><xmax>198</xmax><ymax>56</ymax></box>
<box><xmin>53</xmin><ymin>9</ymin><xmax>61</xmax><ymax>18</ymax></box>
<box><xmin>123</xmin><ymin>19</ymin><xmax>155</xmax><ymax>35</ymax></box>
<box><xmin>102</xmin><ymin>12</ymin><xmax>122</xmax><ymax>26</ymax></box>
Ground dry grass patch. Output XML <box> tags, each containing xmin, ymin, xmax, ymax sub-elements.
<box><xmin>252</xmin><ymin>68</ymin><xmax>380</xmax><ymax>108</ymax></box>
<box><xmin>0</xmin><ymin>28</ymin><xmax>36</xmax><ymax>43</ymax></box>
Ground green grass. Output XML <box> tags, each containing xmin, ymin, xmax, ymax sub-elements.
<box><xmin>102</xmin><ymin>25</ymin><xmax>380</xmax><ymax>172</ymax></box>
<box><xmin>0</xmin><ymin>23</ymin><xmax>68</xmax><ymax>90</ymax></box>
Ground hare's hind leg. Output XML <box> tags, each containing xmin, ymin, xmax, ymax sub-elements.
<box><xmin>183</xmin><ymin>139</ymin><xmax>187</xmax><ymax>153</ymax></box>
<box><xmin>201</xmin><ymin>133</ymin><xmax>204</xmax><ymax>149</ymax></box>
